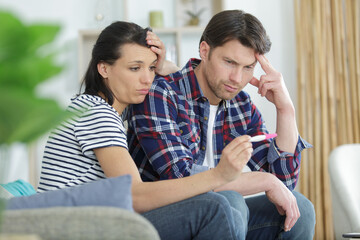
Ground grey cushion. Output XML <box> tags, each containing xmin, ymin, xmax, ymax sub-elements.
<box><xmin>2</xmin><ymin>206</ymin><xmax>160</xmax><ymax>240</ymax></box>
<box><xmin>6</xmin><ymin>175</ymin><xmax>133</xmax><ymax>211</ymax></box>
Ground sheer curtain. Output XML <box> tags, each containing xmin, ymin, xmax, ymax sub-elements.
<box><xmin>294</xmin><ymin>0</ymin><xmax>360</xmax><ymax>239</ymax></box>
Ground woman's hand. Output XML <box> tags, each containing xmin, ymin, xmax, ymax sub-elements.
<box><xmin>146</xmin><ymin>31</ymin><xmax>180</xmax><ymax>76</ymax></box>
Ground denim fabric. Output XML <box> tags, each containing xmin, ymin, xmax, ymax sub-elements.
<box><xmin>142</xmin><ymin>192</ymin><xmax>243</xmax><ymax>240</ymax></box>
<box><xmin>217</xmin><ymin>191</ymin><xmax>315</xmax><ymax>240</ymax></box>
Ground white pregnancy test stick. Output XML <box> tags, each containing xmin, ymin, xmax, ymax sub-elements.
<box><xmin>250</xmin><ymin>133</ymin><xmax>277</xmax><ymax>142</ymax></box>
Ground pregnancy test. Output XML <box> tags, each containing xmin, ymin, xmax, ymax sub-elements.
<box><xmin>250</xmin><ymin>133</ymin><xmax>277</xmax><ymax>142</ymax></box>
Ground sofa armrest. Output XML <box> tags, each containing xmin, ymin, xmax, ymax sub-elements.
<box><xmin>2</xmin><ymin>206</ymin><xmax>160</xmax><ymax>240</ymax></box>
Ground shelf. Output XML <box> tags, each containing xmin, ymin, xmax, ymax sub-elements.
<box><xmin>78</xmin><ymin>0</ymin><xmax>223</xmax><ymax>81</ymax></box>
<box><xmin>78</xmin><ymin>26</ymin><xmax>204</xmax><ymax>81</ymax></box>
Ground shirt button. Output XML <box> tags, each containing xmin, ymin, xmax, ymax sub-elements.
<box><xmin>202</xmin><ymin>146</ymin><xmax>205</xmax><ymax>151</ymax></box>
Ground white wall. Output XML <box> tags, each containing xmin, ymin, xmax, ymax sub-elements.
<box><xmin>0</xmin><ymin>0</ymin><xmax>297</xmax><ymax>184</ymax></box>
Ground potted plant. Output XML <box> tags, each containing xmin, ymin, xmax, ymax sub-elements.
<box><xmin>182</xmin><ymin>0</ymin><xmax>206</xmax><ymax>26</ymax></box>
<box><xmin>0</xmin><ymin>10</ymin><xmax>70</xmax><ymax>232</ymax></box>
<box><xmin>186</xmin><ymin>8</ymin><xmax>206</xmax><ymax>26</ymax></box>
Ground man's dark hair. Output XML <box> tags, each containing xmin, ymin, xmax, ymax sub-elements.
<box><xmin>81</xmin><ymin>21</ymin><xmax>151</xmax><ymax>105</ymax></box>
<box><xmin>200</xmin><ymin>10</ymin><xmax>271</xmax><ymax>55</ymax></box>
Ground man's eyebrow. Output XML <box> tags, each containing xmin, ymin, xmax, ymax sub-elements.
<box><xmin>246</xmin><ymin>59</ymin><xmax>258</xmax><ymax>67</ymax></box>
<box><xmin>225</xmin><ymin>57</ymin><xmax>257</xmax><ymax>67</ymax></box>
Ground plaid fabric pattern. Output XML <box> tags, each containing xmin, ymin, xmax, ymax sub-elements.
<box><xmin>128</xmin><ymin>58</ymin><xmax>311</xmax><ymax>190</ymax></box>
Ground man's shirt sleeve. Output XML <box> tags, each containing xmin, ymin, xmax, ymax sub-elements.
<box><xmin>245</xmin><ymin>99</ymin><xmax>312</xmax><ymax>190</ymax></box>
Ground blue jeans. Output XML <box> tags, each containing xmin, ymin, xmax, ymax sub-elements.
<box><xmin>142</xmin><ymin>192</ymin><xmax>241</xmax><ymax>240</ymax></box>
<box><xmin>217</xmin><ymin>191</ymin><xmax>316</xmax><ymax>240</ymax></box>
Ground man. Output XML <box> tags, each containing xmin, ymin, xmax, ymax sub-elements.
<box><xmin>128</xmin><ymin>10</ymin><xmax>315</xmax><ymax>239</ymax></box>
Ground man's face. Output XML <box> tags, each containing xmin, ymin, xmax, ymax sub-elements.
<box><xmin>199</xmin><ymin>39</ymin><xmax>257</xmax><ymax>105</ymax></box>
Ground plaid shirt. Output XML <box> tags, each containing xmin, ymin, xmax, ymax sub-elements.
<box><xmin>128</xmin><ymin>58</ymin><xmax>311</xmax><ymax>190</ymax></box>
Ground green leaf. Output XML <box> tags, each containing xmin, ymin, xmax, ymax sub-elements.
<box><xmin>0</xmin><ymin>11</ymin><xmax>62</xmax><ymax>89</ymax></box>
<box><xmin>0</xmin><ymin>54</ymin><xmax>63</xmax><ymax>89</ymax></box>
<box><xmin>0</xmin><ymin>11</ymin><xmax>28</xmax><ymax>62</ymax></box>
<box><xmin>0</xmin><ymin>10</ymin><xmax>68</xmax><ymax>145</ymax></box>
<box><xmin>0</xmin><ymin>89</ymin><xmax>70</xmax><ymax>145</ymax></box>
<box><xmin>0</xmin><ymin>198</ymin><xmax>6</xmax><ymax>231</ymax></box>
<box><xmin>27</xmin><ymin>24</ymin><xmax>61</xmax><ymax>54</ymax></box>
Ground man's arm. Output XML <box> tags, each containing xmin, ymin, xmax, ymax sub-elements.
<box><xmin>250</xmin><ymin>54</ymin><xmax>298</xmax><ymax>153</ymax></box>
<box><xmin>247</xmin><ymin>54</ymin><xmax>312</xmax><ymax>189</ymax></box>
<box><xmin>233</xmin><ymin>94</ymin><xmax>308</xmax><ymax>190</ymax></box>
<box><xmin>214</xmin><ymin>171</ymin><xmax>299</xmax><ymax>232</ymax></box>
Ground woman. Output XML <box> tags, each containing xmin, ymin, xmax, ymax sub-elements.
<box><xmin>37</xmin><ymin>21</ymin><xmax>253</xmax><ymax>240</ymax></box>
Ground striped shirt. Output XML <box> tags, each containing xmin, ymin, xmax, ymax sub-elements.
<box><xmin>37</xmin><ymin>94</ymin><xmax>127</xmax><ymax>192</ymax></box>
<box><xmin>128</xmin><ymin>58</ymin><xmax>312</xmax><ymax>190</ymax></box>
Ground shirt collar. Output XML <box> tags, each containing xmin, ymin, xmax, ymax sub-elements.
<box><xmin>180</xmin><ymin>58</ymin><xmax>231</xmax><ymax>109</ymax></box>
<box><xmin>180</xmin><ymin>58</ymin><xmax>205</xmax><ymax>101</ymax></box>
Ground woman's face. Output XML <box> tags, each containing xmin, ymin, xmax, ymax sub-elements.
<box><xmin>99</xmin><ymin>43</ymin><xmax>157</xmax><ymax>112</ymax></box>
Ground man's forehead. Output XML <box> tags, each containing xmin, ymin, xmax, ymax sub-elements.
<box><xmin>214</xmin><ymin>41</ymin><xmax>257</xmax><ymax>65</ymax></box>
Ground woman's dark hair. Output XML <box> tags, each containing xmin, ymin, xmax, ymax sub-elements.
<box><xmin>200</xmin><ymin>10</ymin><xmax>271</xmax><ymax>55</ymax></box>
<box><xmin>81</xmin><ymin>21</ymin><xmax>151</xmax><ymax>105</ymax></box>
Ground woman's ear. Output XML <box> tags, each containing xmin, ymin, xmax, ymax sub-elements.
<box><xmin>199</xmin><ymin>41</ymin><xmax>210</xmax><ymax>60</ymax></box>
<box><xmin>97</xmin><ymin>62</ymin><xmax>108</xmax><ymax>79</ymax></box>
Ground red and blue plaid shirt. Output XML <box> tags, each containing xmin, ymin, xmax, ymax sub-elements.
<box><xmin>128</xmin><ymin>58</ymin><xmax>311</xmax><ymax>190</ymax></box>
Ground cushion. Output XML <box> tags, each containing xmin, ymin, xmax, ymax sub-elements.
<box><xmin>0</xmin><ymin>179</ymin><xmax>36</xmax><ymax>198</ymax></box>
<box><xmin>6</xmin><ymin>175</ymin><xmax>133</xmax><ymax>211</ymax></box>
<box><xmin>2</xmin><ymin>207</ymin><xmax>160</xmax><ymax>240</ymax></box>
<box><xmin>0</xmin><ymin>185</ymin><xmax>14</xmax><ymax>200</ymax></box>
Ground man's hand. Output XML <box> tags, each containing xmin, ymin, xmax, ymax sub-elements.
<box><xmin>265</xmin><ymin>176</ymin><xmax>300</xmax><ymax>232</ymax></box>
<box><xmin>213</xmin><ymin>135</ymin><xmax>253</xmax><ymax>183</ymax></box>
<box><xmin>249</xmin><ymin>54</ymin><xmax>293</xmax><ymax>111</ymax></box>
<box><xmin>249</xmin><ymin>54</ymin><xmax>298</xmax><ymax>153</ymax></box>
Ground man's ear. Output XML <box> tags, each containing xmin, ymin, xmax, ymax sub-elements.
<box><xmin>199</xmin><ymin>41</ymin><xmax>210</xmax><ymax>60</ymax></box>
<box><xmin>97</xmin><ymin>62</ymin><xmax>108</xmax><ymax>78</ymax></box>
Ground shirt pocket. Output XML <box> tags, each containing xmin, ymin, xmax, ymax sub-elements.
<box><xmin>178</xmin><ymin>121</ymin><xmax>201</xmax><ymax>148</ymax></box>
<box><xmin>224</xmin><ymin>127</ymin><xmax>246</xmax><ymax>146</ymax></box>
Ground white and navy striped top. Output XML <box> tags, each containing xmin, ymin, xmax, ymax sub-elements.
<box><xmin>37</xmin><ymin>94</ymin><xmax>128</xmax><ymax>192</ymax></box>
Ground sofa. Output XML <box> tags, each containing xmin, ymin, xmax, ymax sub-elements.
<box><xmin>0</xmin><ymin>176</ymin><xmax>160</xmax><ymax>240</ymax></box>
<box><xmin>328</xmin><ymin>144</ymin><xmax>360</xmax><ymax>240</ymax></box>
<box><xmin>2</xmin><ymin>206</ymin><xmax>159</xmax><ymax>240</ymax></box>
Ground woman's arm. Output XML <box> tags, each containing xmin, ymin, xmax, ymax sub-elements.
<box><xmin>146</xmin><ymin>31</ymin><xmax>180</xmax><ymax>76</ymax></box>
<box><xmin>94</xmin><ymin>135</ymin><xmax>252</xmax><ymax>213</ymax></box>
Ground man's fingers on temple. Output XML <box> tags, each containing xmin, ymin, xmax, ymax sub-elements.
<box><xmin>249</xmin><ymin>77</ymin><xmax>260</xmax><ymax>87</ymax></box>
